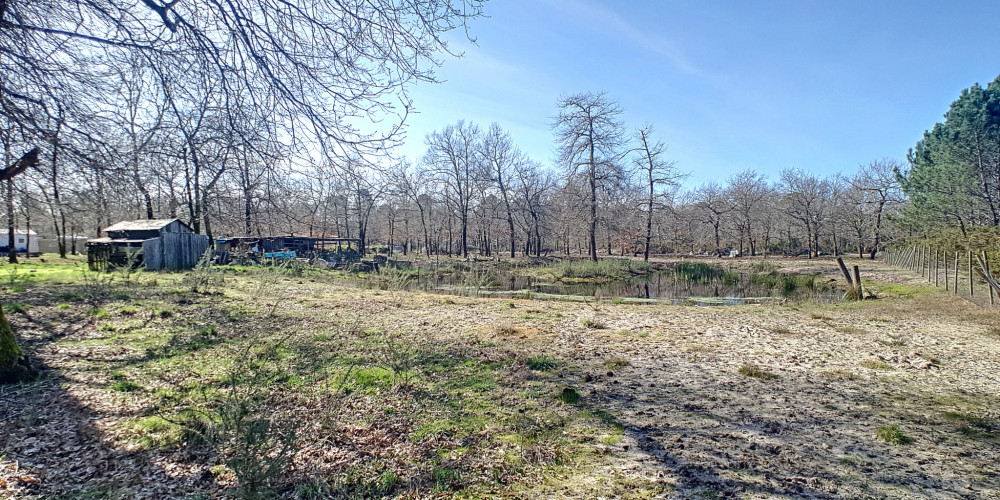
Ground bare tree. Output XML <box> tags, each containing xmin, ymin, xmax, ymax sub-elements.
<box><xmin>781</xmin><ymin>168</ymin><xmax>829</xmax><ymax>258</ymax></box>
<box><xmin>480</xmin><ymin>123</ymin><xmax>521</xmax><ymax>258</ymax></box>
<box><xmin>727</xmin><ymin>169</ymin><xmax>767</xmax><ymax>256</ymax></box>
<box><xmin>631</xmin><ymin>125</ymin><xmax>681</xmax><ymax>261</ymax></box>
<box><xmin>693</xmin><ymin>182</ymin><xmax>733</xmax><ymax>257</ymax></box>
<box><xmin>858</xmin><ymin>158</ymin><xmax>904</xmax><ymax>258</ymax></box>
<box><xmin>553</xmin><ymin>92</ymin><xmax>626</xmax><ymax>262</ymax></box>
<box><xmin>513</xmin><ymin>159</ymin><xmax>554</xmax><ymax>257</ymax></box>
<box><xmin>424</xmin><ymin>121</ymin><xmax>481</xmax><ymax>258</ymax></box>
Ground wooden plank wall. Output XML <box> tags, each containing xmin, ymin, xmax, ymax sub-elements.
<box><xmin>143</xmin><ymin>238</ymin><xmax>163</xmax><ymax>270</ymax></box>
<box><xmin>142</xmin><ymin>233</ymin><xmax>210</xmax><ymax>271</ymax></box>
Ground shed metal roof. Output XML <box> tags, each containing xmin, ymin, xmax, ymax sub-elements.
<box><xmin>103</xmin><ymin>219</ymin><xmax>184</xmax><ymax>233</ymax></box>
<box><xmin>88</xmin><ymin>237</ymin><xmax>150</xmax><ymax>244</ymax></box>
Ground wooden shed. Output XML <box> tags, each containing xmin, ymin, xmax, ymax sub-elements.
<box><xmin>87</xmin><ymin>219</ymin><xmax>210</xmax><ymax>271</ymax></box>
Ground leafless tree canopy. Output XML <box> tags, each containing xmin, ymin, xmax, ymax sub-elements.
<box><xmin>0</xmin><ymin>0</ymin><xmax>909</xmax><ymax>263</ymax></box>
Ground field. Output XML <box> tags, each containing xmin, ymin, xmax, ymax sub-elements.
<box><xmin>0</xmin><ymin>255</ymin><xmax>998</xmax><ymax>499</ymax></box>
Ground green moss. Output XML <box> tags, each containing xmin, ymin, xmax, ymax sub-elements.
<box><xmin>0</xmin><ymin>302</ymin><xmax>34</xmax><ymax>383</ymax></box>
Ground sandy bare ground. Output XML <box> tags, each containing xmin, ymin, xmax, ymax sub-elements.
<box><xmin>396</xmin><ymin>258</ymin><xmax>1000</xmax><ymax>498</ymax></box>
<box><xmin>1</xmin><ymin>256</ymin><xmax>998</xmax><ymax>499</ymax></box>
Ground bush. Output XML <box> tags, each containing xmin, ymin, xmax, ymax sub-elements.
<box><xmin>175</xmin><ymin>344</ymin><xmax>300</xmax><ymax>498</ymax></box>
<box><xmin>876</xmin><ymin>425</ymin><xmax>911</xmax><ymax>445</ymax></box>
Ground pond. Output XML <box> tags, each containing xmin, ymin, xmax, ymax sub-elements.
<box><xmin>387</xmin><ymin>259</ymin><xmax>841</xmax><ymax>306</ymax></box>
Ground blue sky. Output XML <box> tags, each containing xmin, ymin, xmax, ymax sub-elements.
<box><xmin>397</xmin><ymin>0</ymin><xmax>1000</xmax><ymax>186</ymax></box>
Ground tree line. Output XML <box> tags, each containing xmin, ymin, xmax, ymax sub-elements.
<box><xmin>3</xmin><ymin>86</ymin><xmax>910</xmax><ymax>262</ymax></box>
<box><xmin>1</xmin><ymin>0</ymin><xmax>996</xmax><ymax>263</ymax></box>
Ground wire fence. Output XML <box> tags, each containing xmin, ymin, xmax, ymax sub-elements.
<box><xmin>883</xmin><ymin>245</ymin><xmax>1000</xmax><ymax>307</ymax></box>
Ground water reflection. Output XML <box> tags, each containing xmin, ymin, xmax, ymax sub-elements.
<box><xmin>409</xmin><ymin>267</ymin><xmax>837</xmax><ymax>305</ymax></box>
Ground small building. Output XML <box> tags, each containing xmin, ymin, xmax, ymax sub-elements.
<box><xmin>214</xmin><ymin>236</ymin><xmax>360</xmax><ymax>264</ymax></box>
<box><xmin>87</xmin><ymin>219</ymin><xmax>209</xmax><ymax>271</ymax></box>
<box><xmin>36</xmin><ymin>235</ymin><xmax>89</xmax><ymax>254</ymax></box>
<box><xmin>0</xmin><ymin>229</ymin><xmax>39</xmax><ymax>255</ymax></box>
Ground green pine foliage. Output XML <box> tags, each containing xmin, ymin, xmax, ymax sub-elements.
<box><xmin>900</xmin><ymin>76</ymin><xmax>1000</xmax><ymax>233</ymax></box>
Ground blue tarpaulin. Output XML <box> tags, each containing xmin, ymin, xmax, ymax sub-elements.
<box><xmin>264</xmin><ymin>251</ymin><xmax>296</xmax><ymax>259</ymax></box>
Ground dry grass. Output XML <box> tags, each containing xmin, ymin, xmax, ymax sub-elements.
<box><xmin>3</xmin><ymin>256</ymin><xmax>999</xmax><ymax>499</ymax></box>
<box><xmin>737</xmin><ymin>363</ymin><xmax>778</xmax><ymax>381</ymax></box>
<box><xmin>860</xmin><ymin>359</ymin><xmax>894</xmax><ymax>371</ymax></box>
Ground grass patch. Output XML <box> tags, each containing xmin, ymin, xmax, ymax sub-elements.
<box><xmin>5</xmin><ymin>303</ymin><xmax>27</xmax><ymax>313</ymax></box>
<box><xmin>876</xmin><ymin>284</ymin><xmax>933</xmax><ymax>298</ymax></box>
<box><xmin>941</xmin><ymin>411</ymin><xmax>998</xmax><ymax>440</ymax></box>
<box><xmin>860</xmin><ymin>359</ymin><xmax>893</xmax><ymax>371</ymax></box>
<box><xmin>526</xmin><ymin>356</ymin><xmax>557</xmax><ymax>371</ymax></box>
<box><xmin>118</xmin><ymin>305</ymin><xmax>140</xmax><ymax>316</ymax></box>
<box><xmin>492</xmin><ymin>322</ymin><xmax>520</xmax><ymax>336</ymax></box>
<box><xmin>674</xmin><ymin>262</ymin><xmax>738</xmax><ymax>285</ymax></box>
<box><xmin>875</xmin><ymin>424</ymin><xmax>911</xmax><ymax>445</ymax></box>
<box><xmin>109</xmin><ymin>380</ymin><xmax>142</xmax><ymax>392</ymax></box>
<box><xmin>835</xmin><ymin>325</ymin><xmax>867</xmax><ymax>335</ymax></box>
<box><xmin>985</xmin><ymin>324</ymin><xmax>1000</xmax><ymax>338</ymax></box>
<box><xmin>603</xmin><ymin>357</ymin><xmax>630</xmax><ymax>371</ymax></box>
<box><xmin>737</xmin><ymin>363</ymin><xmax>778</xmax><ymax>381</ymax></box>
<box><xmin>558</xmin><ymin>387</ymin><xmax>581</xmax><ymax>404</ymax></box>
<box><xmin>580</xmin><ymin>318</ymin><xmax>606</xmax><ymax>329</ymax></box>
<box><xmin>124</xmin><ymin>416</ymin><xmax>186</xmax><ymax>449</ymax></box>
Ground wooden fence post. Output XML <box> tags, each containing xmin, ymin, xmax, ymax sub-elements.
<box><xmin>927</xmin><ymin>247</ymin><xmax>933</xmax><ymax>283</ymax></box>
<box><xmin>969</xmin><ymin>250</ymin><xmax>974</xmax><ymax>297</ymax></box>
<box><xmin>954</xmin><ymin>252</ymin><xmax>959</xmax><ymax>295</ymax></box>
<box><xmin>837</xmin><ymin>257</ymin><xmax>854</xmax><ymax>288</ymax></box>
<box><xmin>986</xmin><ymin>250</ymin><xmax>995</xmax><ymax>306</ymax></box>
<box><xmin>944</xmin><ymin>251</ymin><xmax>948</xmax><ymax>291</ymax></box>
<box><xmin>934</xmin><ymin>248</ymin><xmax>938</xmax><ymax>287</ymax></box>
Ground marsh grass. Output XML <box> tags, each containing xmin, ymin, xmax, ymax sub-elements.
<box><xmin>674</xmin><ymin>262</ymin><xmax>738</xmax><ymax>285</ymax></box>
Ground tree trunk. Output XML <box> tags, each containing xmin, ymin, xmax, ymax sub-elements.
<box><xmin>0</xmin><ymin>302</ymin><xmax>35</xmax><ymax>383</ymax></box>
<box><xmin>6</xmin><ymin>179</ymin><xmax>15</xmax><ymax>264</ymax></box>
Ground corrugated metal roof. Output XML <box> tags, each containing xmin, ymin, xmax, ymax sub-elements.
<box><xmin>103</xmin><ymin>219</ymin><xmax>180</xmax><ymax>233</ymax></box>
<box><xmin>88</xmin><ymin>237</ymin><xmax>150</xmax><ymax>243</ymax></box>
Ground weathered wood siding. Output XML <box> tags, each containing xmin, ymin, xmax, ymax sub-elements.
<box><xmin>141</xmin><ymin>233</ymin><xmax>210</xmax><ymax>271</ymax></box>
<box><xmin>142</xmin><ymin>238</ymin><xmax>163</xmax><ymax>270</ymax></box>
